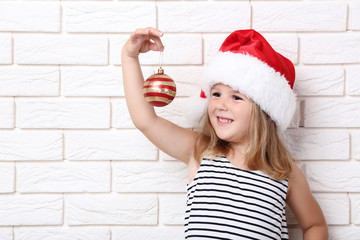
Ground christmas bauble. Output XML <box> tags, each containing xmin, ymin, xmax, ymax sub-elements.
<box><xmin>143</xmin><ymin>68</ymin><xmax>176</xmax><ymax>107</ymax></box>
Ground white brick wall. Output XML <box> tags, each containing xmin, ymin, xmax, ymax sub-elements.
<box><xmin>15</xmin><ymin>35</ymin><xmax>108</xmax><ymax>65</ymax></box>
<box><xmin>0</xmin><ymin>0</ymin><xmax>359</xmax><ymax>239</ymax></box>
<box><xmin>0</xmin><ymin>35</ymin><xmax>12</xmax><ymax>64</ymax></box>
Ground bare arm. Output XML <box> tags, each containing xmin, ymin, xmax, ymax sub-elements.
<box><xmin>121</xmin><ymin>27</ymin><xmax>196</xmax><ymax>164</ymax></box>
<box><xmin>287</xmin><ymin>164</ymin><xmax>328</xmax><ymax>240</ymax></box>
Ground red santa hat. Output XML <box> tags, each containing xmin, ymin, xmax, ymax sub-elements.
<box><xmin>187</xmin><ymin>29</ymin><xmax>296</xmax><ymax>131</ymax></box>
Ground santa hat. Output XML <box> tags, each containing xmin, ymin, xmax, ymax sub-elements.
<box><xmin>187</xmin><ymin>29</ymin><xmax>296</xmax><ymax>131</ymax></box>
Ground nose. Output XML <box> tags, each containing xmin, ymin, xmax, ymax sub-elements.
<box><xmin>217</xmin><ymin>97</ymin><xmax>228</xmax><ymax>111</ymax></box>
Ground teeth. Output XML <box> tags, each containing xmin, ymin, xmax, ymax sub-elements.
<box><xmin>218</xmin><ymin>117</ymin><xmax>232</xmax><ymax>123</ymax></box>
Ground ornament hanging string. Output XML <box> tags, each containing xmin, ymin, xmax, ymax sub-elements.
<box><xmin>159</xmin><ymin>51</ymin><xmax>164</xmax><ymax>73</ymax></box>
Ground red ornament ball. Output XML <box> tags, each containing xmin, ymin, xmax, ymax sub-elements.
<box><xmin>143</xmin><ymin>68</ymin><xmax>176</xmax><ymax>107</ymax></box>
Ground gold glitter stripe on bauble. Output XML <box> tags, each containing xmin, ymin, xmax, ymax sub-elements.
<box><xmin>145</xmin><ymin>96</ymin><xmax>173</xmax><ymax>104</ymax></box>
<box><xmin>143</xmin><ymin>87</ymin><xmax>176</xmax><ymax>96</ymax></box>
<box><xmin>143</xmin><ymin>80</ymin><xmax>176</xmax><ymax>87</ymax></box>
<box><xmin>147</xmin><ymin>74</ymin><xmax>173</xmax><ymax>80</ymax></box>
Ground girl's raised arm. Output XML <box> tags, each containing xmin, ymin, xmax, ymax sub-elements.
<box><xmin>121</xmin><ymin>27</ymin><xmax>196</xmax><ymax>165</ymax></box>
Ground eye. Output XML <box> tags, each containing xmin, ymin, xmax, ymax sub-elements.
<box><xmin>233</xmin><ymin>95</ymin><xmax>243</xmax><ymax>101</ymax></box>
<box><xmin>212</xmin><ymin>92</ymin><xmax>221</xmax><ymax>97</ymax></box>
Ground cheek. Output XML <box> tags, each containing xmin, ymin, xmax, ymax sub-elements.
<box><xmin>244</xmin><ymin>110</ymin><xmax>252</xmax><ymax>126</ymax></box>
<box><xmin>207</xmin><ymin>101</ymin><xmax>216</xmax><ymax>114</ymax></box>
<box><xmin>236</xmin><ymin>109</ymin><xmax>252</xmax><ymax>125</ymax></box>
<box><xmin>207</xmin><ymin>103</ymin><xmax>211</xmax><ymax>113</ymax></box>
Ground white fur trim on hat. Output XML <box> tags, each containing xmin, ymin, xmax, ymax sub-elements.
<box><xmin>201</xmin><ymin>51</ymin><xmax>296</xmax><ymax>131</ymax></box>
<box><xmin>184</xmin><ymin>95</ymin><xmax>208</xmax><ymax>128</ymax></box>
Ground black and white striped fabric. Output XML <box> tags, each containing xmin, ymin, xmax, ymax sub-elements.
<box><xmin>185</xmin><ymin>156</ymin><xmax>289</xmax><ymax>240</ymax></box>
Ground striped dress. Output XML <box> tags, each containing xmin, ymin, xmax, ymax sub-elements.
<box><xmin>185</xmin><ymin>156</ymin><xmax>289</xmax><ymax>240</ymax></box>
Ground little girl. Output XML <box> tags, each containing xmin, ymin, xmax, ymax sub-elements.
<box><xmin>122</xmin><ymin>27</ymin><xmax>328</xmax><ymax>240</ymax></box>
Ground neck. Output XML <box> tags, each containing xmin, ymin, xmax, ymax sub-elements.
<box><xmin>229</xmin><ymin>141</ymin><xmax>249</xmax><ymax>155</ymax></box>
<box><xmin>227</xmin><ymin>143</ymin><xmax>250</xmax><ymax>169</ymax></box>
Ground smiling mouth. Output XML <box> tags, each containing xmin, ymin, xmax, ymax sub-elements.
<box><xmin>217</xmin><ymin>117</ymin><xmax>233</xmax><ymax>124</ymax></box>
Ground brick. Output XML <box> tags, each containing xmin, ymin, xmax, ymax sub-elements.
<box><xmin>18</xmin><ymin>162</ymin><xmax>110</xmax><ymax>193</ymax></box>
<box><xmin>159</xmin><ymin>194</ymin><xmax>187</xmax><ymax>225</ymax></box>
<box><xmin>0</xmin><ymin>35</ymin><xmax>12</xmax><ymax>64</ymax></box>
<box><xmin>65</xmin><ymin>130</ymin><xmax>157</xmax><ymax>160</ymax></box>
<box><xmin>0</xmin><ymin>195</ymin><xmax>62</xmax><ymax>226</ymax></box>
<box><xmin>286</xmin><ymin>193</ymin><xmax>349</xmax><ymax>225</ymax></box>
<box><xmin>0</xmin><ymin>2</ymin><xmax>60</xmax><ymax>32</ymax></box>
<box><xmin>111</xmin><ymin>34</ymin><xmax>202</xmax><ymax>65</ymax></box>
<box><xmin>315</xmin><ymin>194</ymin><xmax>349</xmax><ymax>225</ymax></box>
<box><xmin>112</xmin><ymin>227</ymin><xmax>184</xmax><ymax>240</ymax></box>
<box><xmin>64</xmin><ymin>3</ymin><xmax>156</xmax><ymax>33</ymax></box>
<box><xmin>0</xmin><ymin>228</ymin><xmax>12</xmax><ymax>240</ymax></box>
<box><xmin>352</xmin><ymin>195</ymin><xmax>360</xmax><ymax>224</ymax></box>
<box><xmin>15</xmin><ymin>228</ymin><xmax>110</xmax><ymax>240</ymax></box>
<box><xmin>16</xmin><ymin>98</ymin><xmax>110</xmax><ymax>129</ymax></box>
<box><xmin>111</xmin><ymin>98</ymin><xmax>134</xmax><ymax>129</ymax></box>
<box><xmin>347</xmin><ymin>67</ymin><xmax>360</xmax><ymax>96</ymax></box>
<box><xmin>109</xmin><ymin>35</ymin><xmax>128</xmax><ymax>65</ymax></box>
<box><xmin>66</xmin><ymin>195</ymin><xmax>157</xmax><ymax>225</ymax></box>
<box><xmin>0</xmin><ymin>67</ymin><xmax>59</xmax><ymax>96</ymax></box>
<box><xmin>253</xmin><ymin>2</ymin><xmax>346</xmax><ymax>31</ymax></box>
<box><xmin>284</xmin><ymin>129</ymin><xmax>349</xmax><ymax>160</ymax></box>
<box><xmin>113</xmin><ymin>161</ymin><xmax>187</xmax><ymax>192</ymax></box>
<box><xmin>0</xmin><ymin>131</ymin><xmax>62</xmax><ymax>161</ymax></box>
<box><xmin>328</xmin><ymin>227</ymin><xmax>360</xmax><ymax>240</ymax></box>
<box><xmin>350</xmin><ymin>1</ymin><xmax>360</xmax><ymax>30</ymax></box>
<box><xmin>304</xmin><ymin>163</ymin><xmax>360</xmax><ymax>192</ymax></box>
<box><xmin>304</xmin><ymin>98</ymin><xmax>360</xmax><ymax>128</ymax></box>
<box><xmin>112</xmin><ymin>97</ymin><xmax>194</xmax><ymax>129</ymax></box>
<box><xmin>15</xmin><ymin>35</ymin><xmax>108</xmax><ymax>65</ymax></box>
<box><xmin>0</xmin><ymin>99</ymin><xmax>14</xmax><ymax>128</ymax></box>
<box><xmin>302</xmin><ymin>34</ymin><xmax>360</xmax><ymax>64</ymax></box>
<box><xmin>203</xmin><ymin>34</ymin><xmax>229</xmax><ymax>64</ymax></box>
<box><xmin>155</xmin><ymin>98</ymin><xmax>193</xmax><ymax>128</ymax></box>
<box><xmin>61</xmin><ymin>67</ymin><xmax>123</xmax><ymax>96</ymax></box>
<box><xmin>158</xmin><ymin>2</ymin><xmax>250</xmax><ymax>32</ymax></box>
<box><xmin>353</xmin><ymin>132</ymin><xmax>360</xmax><ymax>160</ymax></box>
<box><xmin>294</xmin><ymin>67</ymin><xmax>344</xmax><ymax>96</ymax></box>
<box><xmin>0</xmin><ymin>163</ymin><xmax>14</xmax><ymax>193</ymax></box>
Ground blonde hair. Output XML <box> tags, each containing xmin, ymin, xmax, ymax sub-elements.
<box><xmin>194</xmin><ymin>101</ymin><xmax>293</xmax><ymax>181</ymax></box>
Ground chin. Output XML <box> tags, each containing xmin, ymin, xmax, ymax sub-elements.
<box><xmin>215</xmin><ymin>133</ymin><xmax>232</xmax><ymax>143</ymax></box>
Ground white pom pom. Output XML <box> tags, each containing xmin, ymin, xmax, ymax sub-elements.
<box><xmin>183</xmin><ymin>95</ymin><xmax>208</xmax><ymax>129</ymax></box>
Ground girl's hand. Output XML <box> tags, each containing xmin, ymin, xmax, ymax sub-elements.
<box><xmin>122</xmin><ymin>27</ymin><xmax>164</xmax><ymax>59</ymax></box>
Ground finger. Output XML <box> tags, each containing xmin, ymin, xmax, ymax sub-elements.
<box><xmin>149</xmin><ymin>35</ymin><xmax>164</xmax><ymax>51</ymax></box>
<box><xmin>147</xmin><ymin>27</ymin><xmax>164</xmax><ymax>38</ymax></box>
<box><xmin>130</xmin><ymin>29</ymin><xmax>149</xmax><ymax>42</ymax></box>
<box><xmin>133</xmin><ymin>29</ymin><xmax>164</xmax><ymax>51</ymax></box>
<box><xmin>132</xmin><ymin>27</ymin><xmax>163</xmax><ymax>40</ymax></box>
<box><xmin>147</xmin><ymin>41</ymin><xmax>164</xmax><ymax>52</ymax></box>
<box><xmin>130</xmin><ymin>29</ymin><xmax>163</xmax><ymax>51</ymax></box>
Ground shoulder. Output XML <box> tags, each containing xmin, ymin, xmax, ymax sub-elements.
<box><xmin>287</xmin><ymin>162</ymin><xmax>307</xmax><ymax>195</ymax></box>
<box><xmin>286</xmin><ymin>162</ymin><xmax>315</xmax><ymax>210</ymax></box>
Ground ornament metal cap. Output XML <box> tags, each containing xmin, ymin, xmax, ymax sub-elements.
<box><xmin>158</xmin><ymin>67</ymin><xmax>164</xmax><ymax>74</ymax></box>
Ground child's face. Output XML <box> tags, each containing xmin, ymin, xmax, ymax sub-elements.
<box><xmin>208</xmin><ymin>83</ymin><xmax>252</xmax><ymax>146</ymax></box>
